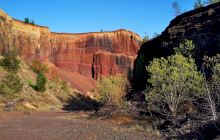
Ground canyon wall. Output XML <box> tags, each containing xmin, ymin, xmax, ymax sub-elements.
<box><xmin>0</xmin><ymin>10</ymin><xmax>141</xmax><ymax>92</ymax></box>
<box><xmin>132</xmin><ymin>2</ymin><xmax>220</xmax><ymax>92</ymax></box>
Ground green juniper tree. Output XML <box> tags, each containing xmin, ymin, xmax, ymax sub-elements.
<box><xmin>30</xmin><ymin>60</ymin><xmax>48</xmax><ymax>92</ymax></box>
<box><xmin>1</xmin><ymin>48</ymin><xmax>21</xmax><ymax>73</ymax></box>
<box><xmin>24</xmin><ymin>17</ymin><xmax>30</xmax><ymax>24</ymax></box>
<box><xmin>0</xmin><ymin>48</ymin><xmax>23</xmax><ymax>99</ymax></box>
<box><xmin>35</xmin><ymin>72</ymin><xmax>47</xmax><ymax>92</ymax></box>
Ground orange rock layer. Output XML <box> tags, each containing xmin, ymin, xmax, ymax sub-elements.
<box><xmin>0</xmin><ymin>10</ymin><xmax>141</xmax><ymax>92</ymax></box>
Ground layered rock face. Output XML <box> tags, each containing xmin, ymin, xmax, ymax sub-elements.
<box><xmin>50</xmin><ymin>31</ymin><xmax>140</xmax><ymax>79</ymax></box>
<box><xmin>0</xmin><ymin>10</ymin><xmax>141</xmax><ymax>92</ymax></box>
<box><xmin>132</xmin><ymin>3</ymin><xmax>220</xmax><ymax>92</ymax></box>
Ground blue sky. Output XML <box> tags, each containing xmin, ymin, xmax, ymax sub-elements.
<box><xmin>1</xmin><ymin>0</ymin><xmax>195</xmax><ymax>37</ymax></box>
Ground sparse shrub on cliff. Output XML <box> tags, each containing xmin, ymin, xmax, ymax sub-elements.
<box><xmin>172</xmin><ymin>1</ymin><xmax>181</xmax><ymax>16</ymax></box>
<box><xmin>30</xmin><ymin>20</ymin><xmax>35</xmax><ymax>25</ymax></box>
<box><xmin>30</xmin><ymin>60</ymin><xmax>48</xmax><ymax>92</ymax></box>
<box><xmin>94</xmin><ymin>75</ymin><xmax>127</xmax><ymax>105</ymax></box>
<box><xmin>206</xmin><ymin>0</ymin><xmax>220</xmax><ymax>4</ymax></box>
<box><xmin>195</xmin><ymin>0</ymin><xmax>205</xmax><ymax>8</ymax></box>
<box><xmin>0</xmin><ymin>73</ymin><xmax>23</xmax><ymax>99</ymax></box>
<box><xmin>141</xmin><ymin>33</ymin><xmax>150</xmax><ymax>45</ymax></box>
<box><xmin>24</xmin><ymin>18</ymin><xmax>36</xmax><ymax>25</ymax></box>
<box><xmin>35</xmin><ymin>72</ymin><xmax>47</xmax><ymax>92</ymax></box>
<box><xmin>193</xmin><ymin>0</ymin><xmax>219</xmax><ymax>9</ymax></box>
<box><xmin>24</xmin><ymin>18</ymin><xmax>30</xmax><ymax>24</ymax></box>
<box><xmin>194</xmin><ymin>0</ymin><xmax>205</xmax><ymax>9</ymax></box>
<box><xmin>0</xmin><ymin>48</ymin><xmax>21</xmax><ymax>73</ymax></box>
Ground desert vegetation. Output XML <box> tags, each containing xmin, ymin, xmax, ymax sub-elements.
<box><xmin>1</xmin><ymin>1</ymin><xmax>220</xmax><ymax>139</ymax></box>
<box><xmin>24</xmin><ymin>17</ymin><xmax>35</xmax><ymax>25</ymax></box>
<box><xmin>92</xmin><ymin>75</ymin><xmax>127</xmax><ymax>106</ymax></box>
<box><xmin>194</xmin><ymin>0</ymin><xmax>220</xmax><ymax>9</ymax></box>
<box><xmin>0</xmin><ymin>48</ymin><xmax>77</xmax><ymax>112</ymax></box>
<box><xmin>0</xmin><ymin>48</ymin><xmax>23</xmax><ymax>99</ymax></box>
<box><xmin>138</xmin><ymin>40</ymin><xmax>220</xmax><ymax>138</ymax></box>
<box><xmin>30</xmin><ymin>60</ymin><xmax>48</xmax><ymax>92</ymax></box>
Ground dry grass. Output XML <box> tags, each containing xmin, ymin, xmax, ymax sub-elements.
<box><xmin>0</xmin><ymin>59</ymin><xmax>77</xmax><ymax>112</ymax></box>
<box><xmin>112</xmin><ymin>124</ymin><xmax>161</xmax><ymax>138</ymax></box>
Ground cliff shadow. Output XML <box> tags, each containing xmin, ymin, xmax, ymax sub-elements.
<box><xmin>128</xmin><ymin>36</ymin><xmax>173</xmax><ymax>101</ymax></box>
<box><xmin>176</xmin><ymin>120</ymin><xmax>220</xmax><ymax>140</ymax></box>
<box><xmin>129</xmin><ymin>2</ymin><xmax>220</xmax><ymax>99</ymax></box>
<box><xmin>63</xmin><ymin>93</ymin><xmax>103</xmax><ymax>112</ymax></box>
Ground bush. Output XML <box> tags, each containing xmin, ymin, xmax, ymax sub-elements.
<box><xmin>174</xmin><ymin>39</ymin><xmax>196</xmax><ymax>57</ymax></box>
<box><xmin>0</xmin><ymin>73</ymin><xmax>23</xmax><ymax>99</ymax></box>
<box><xmin>35</xmin><ymin>72</ymin><xmax>47</xmax><ymax>92</ymax></box>
<box><xmin>202</xmin><ymin>54</ymin><xmax>220</xmax><ymax>120</ymax></box>
<box><xmin>0</xmin><ymin>48</ymin><xmax>21</xmax><ymax>73</ymax></box>
<box><xmin>194</xmin><ymin>0</ymin><xmax>205</xmax><ymax>9</ymax></box>
<box><xmin>146</xmin><ymin>53</ymin><xmax>205</xmax><ymax>117</ymax></box>
<box><xmin>24</xmin><ymin>18</ymin><xmax>30</xmax><ymax>24</ymax></box>
<box><xmin>207</xmin><ymin>0</ymin><xmax>220</xmax><ymax>4</ymax></box>
<box><xmin>29</xmin><ymin>61</ymin><xmax>48</xmax><ymax>92</ymax></box>
<box><xmin>30</xmin><ymin>20</ymin><xmax>35</xmax><ymax>25</ymax></box>
<box><xmin>30</xmin><ymin>60</ymin><xmax>48</xmax><ymax>73</ymax></box>
<box><xmin>94</xmin><ymin>75</ymin><xmax>126</xmax><ymax>105</ymax></box>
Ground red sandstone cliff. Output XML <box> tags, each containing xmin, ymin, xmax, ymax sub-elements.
<box><xmin>0</xmin><ymin>9</ymin><xmax>141</xmax><ymax>92</ymax></box>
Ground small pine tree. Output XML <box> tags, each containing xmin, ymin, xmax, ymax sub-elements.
<box><xmin>35</xmin><ymin>72</ymin><xmax>47</xmax><ymax>92</ymax></box>
<box><xmin>0</xmin><ymin>48</ymin><xmax>23</xmax><ymax>99</ymax></box>
<box><xmin>141</xmin><ymin>33</ymin><xmax>150</xmax><ymax>45</ymax></box>
<box><xmin>0</xmin><ymin>73</ymin><xmax>23</xmax><ymax>99</ymax></box>
<box><xmin>24</xmin><ymin>18</ymin><xmax>30</xmax><ymax>24</ymax></box>
<box><xmin>0</xmin><ymin>48</ymin><xmax>21</xmax><ymax>73</ymax></box>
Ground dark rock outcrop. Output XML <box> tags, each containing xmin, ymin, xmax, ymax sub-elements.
<box><xmin>132</xmin><ymin>3</ymin><xmax>220</xmax><ymax>92</ymax></box>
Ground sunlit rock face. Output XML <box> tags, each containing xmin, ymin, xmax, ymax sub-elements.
<box><xmin>49</xmin><ymin>30</ymin><xmax>140</xmax><ymax>79</ymax></box>
<box><xmin>0</xmin><ymin>10</ymin><xmax>141</xmax><ymax>92</ymax></box>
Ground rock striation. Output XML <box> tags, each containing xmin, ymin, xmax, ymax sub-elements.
<box><xmin>0</xmin><ymin>10</ymin><xmax>141</xmax><ymax>92</ymax></box>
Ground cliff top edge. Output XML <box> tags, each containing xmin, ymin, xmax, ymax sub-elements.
<box><xmin>0</xmin><ymin>9</ymin><xmax>141</xmax><ymax>39</ymax></box>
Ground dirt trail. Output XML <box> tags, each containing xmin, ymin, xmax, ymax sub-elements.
<box><xmin>0</xmin><ymin>111</ymin><xmax>155</xmax><ymax>140</ymax></box>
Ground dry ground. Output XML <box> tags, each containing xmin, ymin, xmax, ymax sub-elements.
<box><xmin>0</xmin><ymin>111</ymin><xmax>161</xmax><ymax>140</ymax></box>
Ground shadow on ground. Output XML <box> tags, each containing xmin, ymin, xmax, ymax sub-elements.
<box><xmin>63</xmin><ymin>93</ymin><xmax>103</xmax><ymax>112</ymax></box>
<box><xmin>176</xmin><ymin>120</ymin><xmax>220</xmax><ymax>140</ymax></box>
